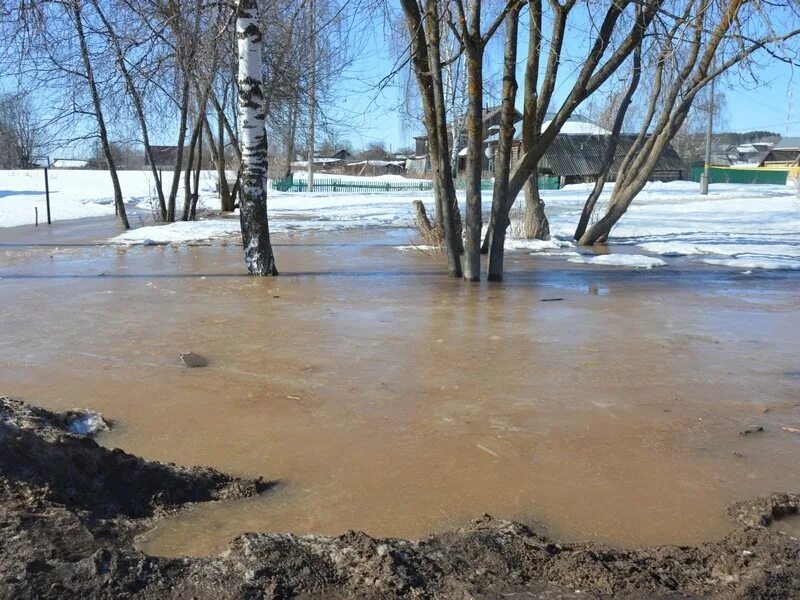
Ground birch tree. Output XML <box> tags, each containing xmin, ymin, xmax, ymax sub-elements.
<box><xmin>237</xmin><ymin>0</ymin><xmax>277</xmax><ymax>276</ymax></box>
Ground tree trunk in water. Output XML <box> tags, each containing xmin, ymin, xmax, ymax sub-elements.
<box><xmin>523</xmin><ymin>175</ymin><xmax>550</xmax><ymax>240</ymax></box>
<box><xmin>236</xmin><ymin>0</ymin><xmax>277</xmax><ymax>275</ymax></box>
<box><xmin>422</xmin><ymin>0</ymin><xmax>461</xmax><ymax>276</ymax></box>
<box><xmin>574</xmin><ymin>173</ymin><xmax>606</xmax><ymax>241</ymax></box>
<box><xmin>574</xmin><ymin>39</ymin><xmax>642</xmax><ymax>241</ymax></box>
<box><xmin>72</xmin><ymin>0</ymin><xmax>128</xmax><ymax>229</ymax></box>
<box><xmin>486</xmin><ymin>3</ymin><xmax>520</xmax><ymax>281</ymax></box>
<box><xmin>462</xmin><ymin>42</ymin><xmax>484</xmax><ymax>281</ymax></box>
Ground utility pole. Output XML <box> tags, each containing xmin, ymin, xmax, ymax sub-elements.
<box><xmin>307</xmin><ymin>0</ymin><xmax>316</xmax><ymax>192</ymax></box>
<box><xmin>701</xmin><ymin>73</ymin><xmax>715</xmax><ymax>195</ymax></box>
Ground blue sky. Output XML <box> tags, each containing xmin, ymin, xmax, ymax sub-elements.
<box><xmin>340</xmin><ymin>7</ymin><xmax>800</xmax><ymax>151</ymax></box>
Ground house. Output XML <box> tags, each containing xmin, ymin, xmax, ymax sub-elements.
<box><xmin>762</xmin><ymin>137</ymin><xmax>800</xmax><ymax>167</ymax></box>
<box><xmin>534</xmin><ymin>134</ymin><xmax>684</xmax><ymax>186</ymax></box>
<box><xmin>487</xmin><ymin>131</ymin><xmax>683</xmax><ymax>188</ymax></box>
<box><xmin>326</xmin><ymin>149</ymin><xmax>352</xmax><ymax>161</ymax></box>
<box><xmin>342</xmin><ymin>160</ymin><xmax>405</xmax><ymax>177</ymax></box>
<box><xmin>412</xmin><ymin>104</ymin><xmax>524</xmax><ymax>160</ymax></box>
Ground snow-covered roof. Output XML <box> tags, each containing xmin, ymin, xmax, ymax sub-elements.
<box><xmin>484</xmin><ymin>116</ymin><xmax>611</xmax><ymax>144</ymax></box>
<box><xmin>52</xmin><ymin>159</ymin><xmax>88</xmax><ymax>168</ymax></box>
<box><xmin>347</xmin><ymin>160</ymin><xmax>405</xmax><ymax>167</ymax></box>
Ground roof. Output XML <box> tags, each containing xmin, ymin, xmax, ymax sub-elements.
<box><xmin>480</xmin><ymin>105</ymin><xmax>523</xmax><ymax>124</ymax></box>
<box><xmin>763</xmin><ymin>149</ymin><xmax>800</xmax><ymax>164</ymax></box>
<box><xmin>537</xmin><ymin>134</ymin><xmax>684</xmax><ymax>177</ymax></box>
<box><xmin>775</xmin><ymin>137</ymin><xmax>800</xmax><ymax>149</ymax></box>
<box><xmin>484</xmin><ymin>115</ymin><xmax>610</xmax><ymax>143</ymax></box>
<box><xmin>347</xmin><ymin>160</ymin><xmax>404</xmax><ymax>167</ymax></box>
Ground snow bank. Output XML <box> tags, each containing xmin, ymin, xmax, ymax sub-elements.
<box><xmin>0</xmin><ymin>169</ymin><xmax>218</xmax><ymax>228</ymax></box>
<box><xmin>700</xmin><ymin>256</ymin><xmax>800</xmax><ymax>270</ymax></box>
<box><xmin>3</xmin><ymin>168</ymin><xmax>798</xmax><ymax>273</ymax></box>
<box><xmin>521</xmin><ymin>181</ymin><xmax>800</xmax><ymax>271</ymax></box>
<box><xmin>112</xmin><ymin>219</ymin><xmax>241</xmax><ymax>245</ymax></box>
<box><xmin>568</xmin><ymin>254</ymin><xmax>667</xmax><ymax>268</ymax></box>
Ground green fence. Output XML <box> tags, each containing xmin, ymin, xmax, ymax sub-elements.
<box><xmin>271</xmin><ymin>174</ymin><xmax>561</xmax><ymax>193</ymax></box>
<box><xmin>453</xmin><ymin>176</ymin><xmax>559</xmax><ymax>191</ymax></box>
<box><xmin>690</xmin><ymin>166</ymin><xmax>788</xmax><ymax>186</ymax></box>
<box><xmin>271</xmin><ymin>175</ymin><xmax>433</xmax><ymax>193</ymax></box>
<box><xmin>538</xmin><ymin>175</ymin><xmax>561</xmax><ymax>190</ymax></box>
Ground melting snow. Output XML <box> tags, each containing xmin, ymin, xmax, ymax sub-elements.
<box><xmin>568</xmin><ymin>254</ymin><xmax>667</xmax><ymax>268</ymax></box>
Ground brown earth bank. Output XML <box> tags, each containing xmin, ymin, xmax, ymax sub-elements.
<box><xmin>1</xmin><ymin>397</ymin><xmax>799</xmax><ymax>599</ymax></box>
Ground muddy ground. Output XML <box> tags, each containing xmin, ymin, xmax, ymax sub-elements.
<box><xmin>1</xmin><ymin>397</ymin><xmax>799</xmax><ymax>599</ymax></box>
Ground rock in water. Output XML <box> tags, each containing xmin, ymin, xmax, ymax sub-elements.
<box><xmin>180</xmin><ymin>352</ymin><xmax>208</xmax><ymax>368</ymax></box>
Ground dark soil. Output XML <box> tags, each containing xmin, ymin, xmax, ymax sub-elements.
<box><xmin>1</xmin><ymin>396</ymin><xmax>799</xmax><ymax>599</ymax></box>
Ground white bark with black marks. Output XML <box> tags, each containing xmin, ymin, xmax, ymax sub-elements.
<box><xmin>237</xmin><ymin>0</ymin><xmax>277</xmax><ymax>276</ymax></box>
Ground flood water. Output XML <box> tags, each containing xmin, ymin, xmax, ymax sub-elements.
<box><xmin>1</xmin><ymin>217</ymin><xmax>799</xmax><ymax>557</ymax></box>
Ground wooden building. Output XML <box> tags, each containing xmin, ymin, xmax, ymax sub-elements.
<box><xmin>500</xmin><ymin>134</ymin><xmax>684</xmax><ymax>187</ymax></box>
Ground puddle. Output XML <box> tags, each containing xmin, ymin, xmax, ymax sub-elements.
<box><xmin>2</xmin><ymin>226</ymin><xmax>800</xmax><ymax>557</ymax></box>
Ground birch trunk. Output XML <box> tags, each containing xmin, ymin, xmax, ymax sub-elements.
<box><xmin>237</xmin><ymin>0</ymin><xmax>277</xmax><ymax>275</ymax></box>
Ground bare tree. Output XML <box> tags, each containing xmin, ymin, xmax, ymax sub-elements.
<box><xmin>399</xmin><ymin>0</ymin><xmax>463</xmax><ymax>277</ymax></box>
<box><xmin>0</xmin><ymin>93</ymin><xmax>43</xmax><ymax>168</ymax></box>
<box><xmin>70</xmin><ymin>0</ymin><xmax>129</xmax><ymax>229</ymax></box>
<box><xmin>484</xmin><ymin>0</ymin><xmax>660</xmax><ymax>280</ymax></box>
<box><xmin>579</xmin><ymin>0</ymin><xmax>800</xmax><ymax>245</ymax></box>
<box><xmin>573</xmin><ymin>31</ymin><xmax>643</xmax><ymax>241</ymax></box>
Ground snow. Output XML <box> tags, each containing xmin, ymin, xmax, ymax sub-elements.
<box><xmin>527</xmin><ymin>180</ymin><xmax>800</xmax><ymax>271</ymax></box>
<box><xmin>394</xmin><ymin>245</ymin><xmax>437</xmax><ymax>252</ymax></box>
<box><xmin>3</xmin><ymin>169</ymin><xmax>799</xmax><ymax>273</ymax></box>
<box><xmin>52</xmin><ymin>159</ymin><xmax>89</xmax><ymax>169</ymax></box>
<box><xmin>0</xmin><ymin>169</ymin><xmax>215</xmax><ymax>228</ymax></box>
<box><xmin>567</xmin><ymin>254</ymin><xmax>667</xmax><ymax>268</ymax></box>
<box><xmin>112</xmin><ymin>219</ymin><xmax>242</xmax><ymax>245</ymax></box>
<box><xmin>542</xmin><ymin>120</ymin><xmax>611</xmax><ymax>135</ymax></box>
<box><xmin>504</xmin><ymin>238</ymin><xmax>574</xmax><ymax>252</ymax></box>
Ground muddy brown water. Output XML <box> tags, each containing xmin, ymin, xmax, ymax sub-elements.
<box><xmin>1</xmin><ymin>217</ymin><xmax>799</xmax><ymax>557</ymax></box>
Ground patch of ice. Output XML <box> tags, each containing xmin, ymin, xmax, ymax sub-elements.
<box><xmin>637</xmin><ymin>241</ymin><xmax>714</xmax><ymax>256</ymax></box>
<box><xmin>568</xmin><ymin>254</ymin><xmax>667</xmax><ymax>268</ymax></box>
<box><xmin>66</xmin><ymin>410</ymin><xmax>109</xmax><ymax>436</ymax></box>
<box><xmin>394</xmin><ymin>245</ymin><xmax>437</xmax><ymax>252</ymax></box>
<box><xmin>505</xmin><ymin>238</ymin><xmax>574</xmax><ymax>251</ymax></box>
<box><xmin>700</xmin><ymin>256</ymin><xmax>800</xmax><ymax>270</ymax></box>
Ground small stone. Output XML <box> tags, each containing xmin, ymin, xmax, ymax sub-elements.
<box><xmin>739</xmin><ymin>426</ymin><xmax>765</xmax><ymax>436</ymax></box>
<box><xmin>180</xmin><ymin>352</ymin><xmax>208</xmax><ymax>368</ymax></box>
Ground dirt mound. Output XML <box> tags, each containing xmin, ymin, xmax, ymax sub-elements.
<box><xmin>1</xmin><ymin>396</ymin><xmax>799</xmax><ymax>599</ymax></box>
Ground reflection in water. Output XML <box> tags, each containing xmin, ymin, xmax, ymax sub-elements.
<box><xmin>1</xmin><ymin>226</ymin><xmax>799</xmax><ymax>557</ymax></box>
